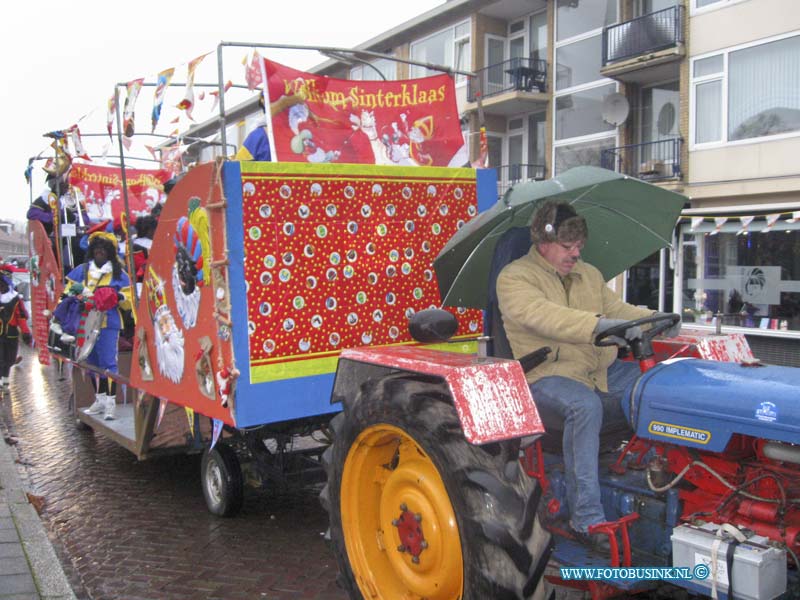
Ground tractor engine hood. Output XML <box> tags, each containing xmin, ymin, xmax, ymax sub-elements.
<box><xmin>628</xmin><ymin>359</ymin><xmax>800</xmax><ymax>452</ymax></box>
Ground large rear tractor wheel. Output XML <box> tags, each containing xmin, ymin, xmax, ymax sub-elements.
<box><xmin>201</xmin><ymin>443</ymin><xmax>244</xmax><ymax>517</ymax></box>
<box><xmin>321</xmin><ymin>376</ymin><xmax>552</xmax><ymax>599</ymax></box>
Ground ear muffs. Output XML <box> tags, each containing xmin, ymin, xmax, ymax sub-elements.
<box><xmin>545</xmin><ymin>204</ymin><xmax>578</xmax><ymax>235</ymax></box>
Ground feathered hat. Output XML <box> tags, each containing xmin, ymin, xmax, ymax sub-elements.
<box><xmin>175</xmin><ymin>216</ymin><xmax>205</xmax><ymax>287</ymax></box>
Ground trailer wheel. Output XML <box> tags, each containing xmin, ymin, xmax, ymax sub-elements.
<box><xmin>321</xmin><ymin>376</ymin><xmax>552</xmax><ymax>600</ymax></box>
<box><xmin>201</xmin><ymin>443</ymin><xmax>244</xmax><ymax>517</ymax></box>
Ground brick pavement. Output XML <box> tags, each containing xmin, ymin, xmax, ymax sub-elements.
<box><xmin>0</xmin><ymin>408</ymin><xmax>76</xmax><ymax>600</ymax></box>
<box><xmin>1</xmin><ymin>346</ymin><xmax>348</xmax><ymax>600</ymax></box>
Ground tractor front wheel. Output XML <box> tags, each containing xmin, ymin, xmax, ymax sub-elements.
<box><xmin>321</xmin><ymin>376</ymin><xmax>552</xmax><ymax>599</ymax></box>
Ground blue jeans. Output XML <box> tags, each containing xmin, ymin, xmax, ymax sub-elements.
<box><xmin>529</xmin><ymin>360</ymin><xmax>639</xmax><ymax>533</ymax></box>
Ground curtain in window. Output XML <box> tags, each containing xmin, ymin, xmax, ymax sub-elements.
<box><xmin>728</xmin><ymin>36</ymin><xmax>800</xmax><ymax>141</ymax></box>
<box><xmin>695</xmin><ymin>80</ymin><xmax>722</xmax><ymax>143</ymax></box>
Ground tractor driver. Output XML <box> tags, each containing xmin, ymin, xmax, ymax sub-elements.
<box><xmin>496</xmin><ymin>200</ymin><xmax>680</xmax><ymax>552</ymax></box>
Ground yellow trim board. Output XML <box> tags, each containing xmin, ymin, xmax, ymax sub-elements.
<box><xmin>251</xmin><ymin>340</ymin><xmax>478</xmax><ymax>383</ymax></box>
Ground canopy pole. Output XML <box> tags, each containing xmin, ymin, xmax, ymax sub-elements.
<box><xmin>113</xmin><ymin>85</ymin><xmax>139</xmax><ymax>308</ymax></box>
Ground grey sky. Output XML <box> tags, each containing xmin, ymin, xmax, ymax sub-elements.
<box><xmin>1</xmin><ymin>0</ymin><xmax>442</xmax><ymax>224</ymax></box>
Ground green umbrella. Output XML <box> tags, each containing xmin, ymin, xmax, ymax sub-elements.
<box><xmin>434</xmin><ymin>166</ymin><xmax>687</xmax><ymax>309</ymax></box>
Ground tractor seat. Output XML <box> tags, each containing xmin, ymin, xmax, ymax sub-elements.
<box><xmin>485</xmin><ymin>227</ymin><xmax>634</xmax><ymax>454</ymax></box>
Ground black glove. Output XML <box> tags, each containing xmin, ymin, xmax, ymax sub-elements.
<box><xmin>594</xmin><ymin>318</ymin><xmax>643</xmax><ymax>344</ymax></box>
<box><xmin>22</xmin><ymin>332</ymin><xmax>32</xmax><ymax>346</ymax></box>
<box><xmin>654</xmin><ymin>312</ymin><xmax>682</xmax><ymax>338</ymax></box>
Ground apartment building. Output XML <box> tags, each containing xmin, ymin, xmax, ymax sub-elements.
<box><xmin>304</xmin><ymin>0</ymin><xmax>799</xmax><ymax>363</ymax></box>
<box><xmin>186</xmin><ymin>0</ymin><xmax>799</xmax><ymax>362</ymax></box>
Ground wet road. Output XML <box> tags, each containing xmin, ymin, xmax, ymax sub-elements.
<box><xmin>0</xmin><ymin>345</ymin><xmax>347</xmax><ymax>600</ymax></box>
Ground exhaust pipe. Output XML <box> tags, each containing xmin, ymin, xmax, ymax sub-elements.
<box><xmin>762</xmin><ymin>441</ymin><xmax>800</xmax><ymax>465</ymax></box>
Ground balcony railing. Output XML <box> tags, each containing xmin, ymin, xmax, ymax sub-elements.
<box><xmin>468</xmin><ymin>58</ymin><xmax>547</xmax><ymax>102</ymax></box>
<box><xmin>495</xmin><ymin>163</ymin><xmax>546</xmax><ymax>195</ymax></box>
<box><xmin>603</xmin><ymin>5</ymin><xmax>685</xmax><ymax>65</ymax></box>
<box><xmin>600</xmin><ymin>138</ymin><xmax>683</xmax><ymax>181</ymax></box>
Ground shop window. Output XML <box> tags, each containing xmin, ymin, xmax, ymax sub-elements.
<box><xmin>679</xmin><ymin>219</ymin><xmax>800</xmax><ymax>331</ymax></box>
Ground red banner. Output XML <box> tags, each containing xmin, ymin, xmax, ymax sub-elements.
<box><xmin>263</xmin><ymin>59</ymin><xmax>467</xmax><ymax>167</ymax></box>
<box><xmin>27</xmin><ymin>220</ymin><xmax>63</xmax><ymax>365</ymax></box>
<box><xmin>68</xmin><ymin>164</ymin><xmax>172</xmax><ymax>223</ymax></box>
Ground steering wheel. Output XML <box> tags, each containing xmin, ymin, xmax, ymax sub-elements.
<box><xmin>594</xmin><ymin>313</ymin><xmax>681</xmax><ymax>360</ymax></box>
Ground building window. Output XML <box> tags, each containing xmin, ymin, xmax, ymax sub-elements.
<box><xmin>349</xmin><ymin>58</ymin><xmax>396</xmax><ymax>81</ymax></box>
<box><xmin>678</xmin><ymin>219</ymin><xmax>800</xmax><ymax>332</ymax></box>
<box><xmin>530</xmin><ymin>11</ymin><xmax>548</xmax><ymax>62</ymax></box>
<box><xmin>555</xmin><ymin>83</ymin><xmax>616</xmax><ymax>141</ymax></box>
<box><xmin>691</xmin><ymin>32</ymin><xmax>800</xmax><ymax>146</ymax></box>
<box><xmin>410</xmin><ymin>21</ymin><xmax>471</xmax><ymax>83</ymax></box>
<box><xmin>555</xmin><ymin>35</ymin><xmax>604</xmax><ymax>91</ymax></box>
<box><xmin>553</xmin><ymin>0</ymin><xmax>618</xmax><ymax>174</ymax></box>
<box><xmin>556</xmin><ymin>0</ymin><xmax>617</xmax><ymax>42</ymax></box>
<box><xmin>554</xmin><ymin>137</ymin><xmax>617</xmax><ymax>174</ymax></box>
<box><xmin>691</xmin><ymin>0</ymin><xmax>748</xmax><ymax>12</ymax></box>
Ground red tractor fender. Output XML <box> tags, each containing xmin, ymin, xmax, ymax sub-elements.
<box><xmin>332</xmin><ymin>346</ymin><xmax>545</xmax><ymax>445</ymax></box>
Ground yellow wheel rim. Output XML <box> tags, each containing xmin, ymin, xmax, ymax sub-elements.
<box><xmin>341</xmin><ymin>423</ymin><xmax>464</xmax><ymax>600</ymax></box>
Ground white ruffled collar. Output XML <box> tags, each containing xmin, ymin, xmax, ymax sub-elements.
<box><xmin>0</xmin><ymin>290</ymin><xmax>18</xmax><ymax>304</ymax></box>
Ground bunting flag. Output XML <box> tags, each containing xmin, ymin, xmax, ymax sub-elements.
<box><xmin>121</xmin><ymin>135</ymin><xmax>133</xmax><ymax>151</ymax></box>
<box><xmin>144</xmin><ymin>144</ymin><xmax>158</xmax><ymax>160</ymax></box>
<box><xmin>470</xmin><ymin>126</ymin><xmax>488</xmax><ymax>168</ymax></box>
<box><xmin>737</xmin><ymin>215</ymin><xmax>754</xmax><ymax>235</ymax></box>
<box><xmin>106</xmin><ymin>94</ymin><xmax>117</xmax><ymax>138</ymax></box>
<box><xmin>761</xmin><ymin>213</ymin><xmax>781</xmax><ymax>233</ymax></box>
<box><xmin>156</xmin><ymin>397</ymin><xmax>168</xmax><ymax>430</ymax></box>
<box><xmin>151</xmin><ymin>68</ymin><xmax>175</xmax><ymax>133</ymax></box>
<box><xmin>161</xmin><ymin>144</ymin><xmax>183</xmax><ymax>175</ymax></box>
<box><xmin>244</xmin><ymin>50</ymin><xmax>264</xmax><ymax>90</ymax></box>
<box><xmin>210</xmin><ymin>418</ymin><xmax>224</xmax><ymax>451</ymax></box>
<box><xmin>787</xmin><ymin>211</ymin><xmax>800</xmax><ymax>224</ymax></box>
<box><xmin>709</xmin><ymin>217</ymin><xmax>728</xmax><ymax>236</ymax></box>
<box><xmin>68</xmin><ymin>125</ymin><xmax>91</xmax><ymax>161</ymax></box>
<box><xmin>123</xmin><ymin>78</ymin><xmax>144</xmax><ymax>137</ymax></box>
<box><xmin>185</xmin><ymin>407</ymin><xmax>195</xmax><ymax>437</ymax></box>
<box><xmin>208</xmin><ymin>80</ymin><xmax>233</xmax><ymax>112</ymax></box>
<box><xmin>177</xmin><ymin>53</ymin><xmax>208</xmax><ymax>120</ymax></box>
<box><xmin>690</xmin><ymin>217</ymin><xmax>704</xmax><ymax>232</ymax></box>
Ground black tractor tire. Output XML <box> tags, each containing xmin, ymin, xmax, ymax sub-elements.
<box><xmin>201</xmin><ymin>443</ymin><xmax>244</xmax><ymax>517</ymax></box>
<box><xmin>320</xmin><ymin>375</ymin><xmax>553</xmax><ymax>600</ymax></box>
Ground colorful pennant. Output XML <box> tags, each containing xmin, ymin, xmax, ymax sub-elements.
<box><xmin>185</xmin><ymin>407</ymin><xmax>195</xmax><ymax>437</ymax></box>
<box><xmin>156</xmin><ymin>397</ymin><xmax>168</xmax><ymax>430</ymax></box>
<box><xmin>123</xmin><ymin>78</ymin><xmax>144</xmax><ymax>137</ymax></box>
<box><xmin>68</xmin><ymin>125</ymin><xmax>91</xmax><ymax>161</ymax></box>
<box><xmin>177</xmin><ymin>53</ymin><xmax>208</xmax><ymax>120</ymax></box>
<box><xmin>106</xmin><ymin>94</ymin><xmax>117</xmax><ymax>138</ymax></box>
<box><xmin>151</xmin><ymin>68</ymin><xmax>175</xmax><ymax>133</ymax></box>
<box><xmin>210</xmin><ymin>418</ymin><xmax>223</xmax><ymax>450</ymax></box>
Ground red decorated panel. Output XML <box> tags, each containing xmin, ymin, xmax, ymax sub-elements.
<box><xmin>239</xmin><ymin>163</ymin><xmax>483</xmax><ymax>383</ymax></box>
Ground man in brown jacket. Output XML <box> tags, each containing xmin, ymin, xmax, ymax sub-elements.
<box><xmin>496</xmin><ymin>200</ymin><xmax>679</xmax><ymax>551</ymax></box>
